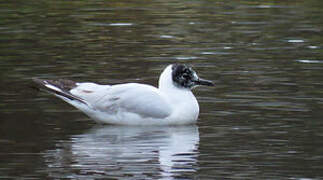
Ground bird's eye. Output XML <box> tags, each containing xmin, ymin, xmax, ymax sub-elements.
<box><xmin>182</xmin><ymin>73</ymin><xmax>190</xmax><ymax>79</ymax></box>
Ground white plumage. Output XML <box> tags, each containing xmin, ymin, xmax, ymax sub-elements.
<box><xmin>34</xmin><ymin>64</ymin><xmax>214</xmax><ymax>125</ymax></box>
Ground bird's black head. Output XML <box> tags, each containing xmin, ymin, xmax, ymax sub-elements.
<box><xmin>171</xmin><ymin>64</ymin><xmax>214</xmax><ymax>89</ymax></box>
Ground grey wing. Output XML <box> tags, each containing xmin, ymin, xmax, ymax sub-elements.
<box><xmin>93</xmin><ymin>84</ymin><xmax>173</xmax><ymax>119</ymax></box>
<box><xmin>70</xmin><ymin>82</ymin><xmax>111</xmax><ymax>104</ymax></box>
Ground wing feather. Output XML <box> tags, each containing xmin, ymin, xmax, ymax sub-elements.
<box><xmin>77</xmin><ymin>83</ymin><xmax>172</xmax><ymax>119</ymax></box>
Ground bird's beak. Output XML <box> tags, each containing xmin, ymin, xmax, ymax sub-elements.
<box><xmin>194</xmin><ymin>78</ymin><xmax>215</xmax><ymax>86</ymax></box>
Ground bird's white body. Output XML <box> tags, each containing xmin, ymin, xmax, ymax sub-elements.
<box><xmin>53</xmin><ymin>65</ymin><xmax>199</xmax><ymax>125</ymax></box>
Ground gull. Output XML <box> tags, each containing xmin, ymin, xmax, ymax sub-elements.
<box><xmin>33</xmin><ymin>64</ymin><xmax>214</xmax><ymax>125</ymax></box>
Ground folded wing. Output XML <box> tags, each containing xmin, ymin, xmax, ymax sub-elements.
<box><xmin>71</xmin><ymin>83</ymin><xmax>172</xmax><ymax>119</ymax></box>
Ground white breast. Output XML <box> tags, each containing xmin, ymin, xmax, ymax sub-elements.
<box><xmin>164</xmin><ymin>89</ymin><xmax>199</xmax><ymax>125</ymax></box>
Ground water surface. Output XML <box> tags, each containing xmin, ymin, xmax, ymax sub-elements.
<box><xmin>1</xmin><ymin>0</ymin><xmax>323</xmax><ymax>179</ymax></box>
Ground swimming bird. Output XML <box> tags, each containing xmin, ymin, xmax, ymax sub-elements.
<box><xmin>33</xmin><ymin>64</ymin><xmax>214</xmax><ymax>125</ymax></box>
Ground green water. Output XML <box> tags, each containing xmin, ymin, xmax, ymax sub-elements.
<box><xmin>1</xmin><ymin>0</ymin><xmax>323</xmax><ymax>179</ymax></box>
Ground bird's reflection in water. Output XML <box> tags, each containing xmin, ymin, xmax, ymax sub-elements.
<box><xmin>44</xmin><ymin>125</ymin><xmax>199</xmax><ymax>179</ymax></box>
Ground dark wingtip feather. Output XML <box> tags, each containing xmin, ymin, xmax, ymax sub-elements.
<box><xmin>31</xmin><ymin>77</ymin><xmax>87</xmax><ymax>105</ymax></box>
<box><xmin>31</xmin><ymin>77</ymin><xmax>47</xmax><ymax>91</ymax></box>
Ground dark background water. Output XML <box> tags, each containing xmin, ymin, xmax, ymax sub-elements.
<box><xmin>1</xmin><ymin>0</ymin><xmax>323</xmax><ymax>179</ymax></box>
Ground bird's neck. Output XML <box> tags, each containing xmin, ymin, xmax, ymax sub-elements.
<box><xmin>158</xmin><ymin>65</ymin><xmax>196</xmax><ymax>103</ymax></box>
<box><xmin>158</xmin><ymin>65</ymin><xmax>199</xmax><ymax>122</ymax></box>
<box><xmin>159</xmin><ymin>65</ymin><xmax>183</xmax><ymax>91</ymax></box>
